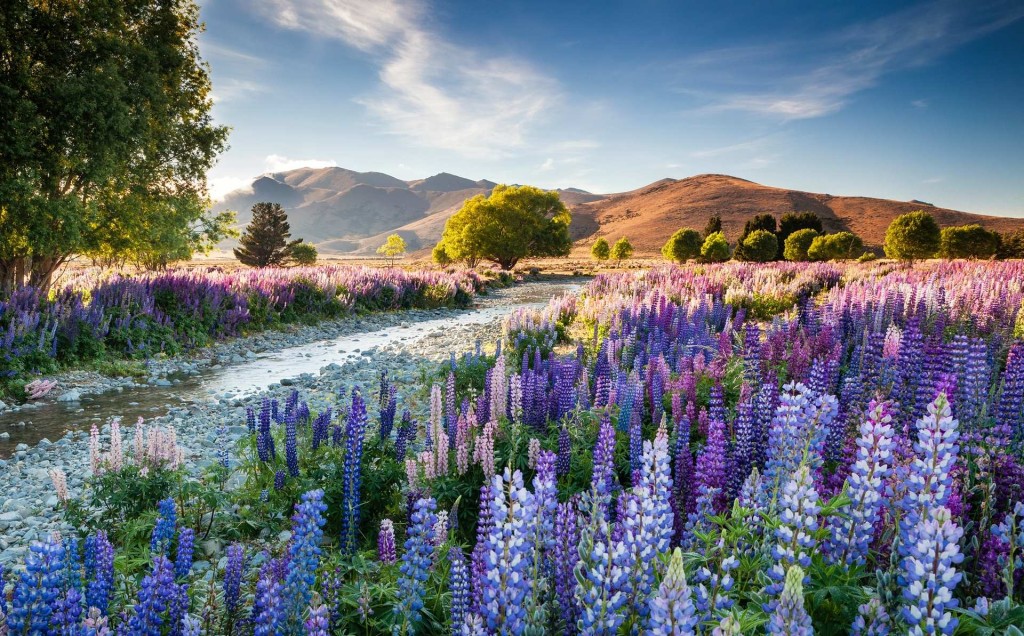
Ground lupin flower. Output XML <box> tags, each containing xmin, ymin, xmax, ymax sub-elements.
<box><xmin>378</xmin><ymin>519</ymin><xmax>397</xmax><ymax>565</ymax></box>
<box><xmin>480</xmin><ymin>468</ymin><xmax>536</xmax><ymax>634</ymax></box>
<box><xmin>695</xmin><ymin>413</ymin><xmax>728</xmax><ymax>513</ymax></box>
<box><xmin>274</xmin><ymin>470</ymin><xmax>286</xmax><ymax>490</ymax></box>
<box><xmin>48</xmin><ymin>469</ymin><xmax>69</xmax><ymax>504</ymax></box>
<box><xmin>223</xmin><ymin>543</ymin><xmax>245</xmax><ymax>620</ymax></box>
<box><xmin>449</xmin><ymin>547</ymin><xmax>471</xmax><ymax>635</ymax></box>
<box><xmin>827</xmin><ymin>400</ymin><xmax>894</xmax><ymax>565</ymax></box>
<box><xmin>253</xmin><ymin>561</ymin><xmax>285</xmax><ymax>636</ymax></box>
<box><xmin>181</xmin><ymin>613</ymin><xmax>203</xmax><ymax>636</ymax></box>
<box><xmin>85</xmin><ymin>530</ymin><xmax>115</xmax><ymax>615</ymax></box>
<box><xmin>900</xmin><ymin>506</ymin><xmax>964</xmax><ymax>635</ymax></box>
<box><xmin>257</xmin><ymin>398</ymin><xmax>275</xmax><ymax>463</ymax></box>
<box><xmin>433</xmin><ymin>511</ymin><xmax>449</xmax><ymax>547</ymax></box>
<box><xmin>899</xmin><ymin>393</ymin><xmax>959</xmax><ymax>543</ymax></box>
<box><xmin>553</xmin><ymin>500</ymin><xmax>581</xmax><ymax>631</ymax></box>
<box><xmin>764</xmin><ymin>382</ymin><xmax>837</xmax><ymax>505</ymax></box>
<box><xmin>693</xmin><ymin>539</ymin><xmax>738</xmax><ymax>626</ymax></box>
<box><xmin>174</xmin><ymin>527</ymin><xmax>195</xmax><ymax>580</ymax></box>
<box><xmin>394</xmin><ymin>497</ymin><xmax>438</xmax><ymax>635</ymax></box>
<box><xmin>767</xmin><ymin>466</ymin><xmax>819</xmax><ymax>602</ymax></box>
<box><xmin>527</xmin><ymin>438</ymin><xmax>541</xmax><ymax>470</ymax></box>
<box><xmin>151</xmin><ymin>497</ymin><xmax>178</xmax><ymax>556</ymax></box>
<box><xmin>473</xmin><ymin>419</ymin><xmax>497</xmax><ymax>479</ymax></box>
<box><xmin>711</xmin><ymin>613</ymin><xmax>743</xmax><ymax>636</ymax></box>
<box><xmin>767</xmin><ymin>565</ymin><xmax>813</xmax><ymax>636</ymax></box>
<box><xmin>574</xmin><ymin>491</ymin><xmax>628</xmax><ymax>635</ymax></box>
<box><xmin>647</xmin><ymin>548</ymin><xmax>697</xmax><ymax>636</ymax></box>
<box><xmin>285</xmin><ymin>489</ymin><xmax>328</xmax><ymax>632</ymax></box>
<box><xmin>341</xmin><ymin>389</ymin><xmax>368</xmax><ymax>554</ymax></box>
<box><xmin>6</xmin><ymin>536</ymin><xmax>65</xmax><ymax>635</ymax></box>
<box><xmin>557</xmin><ymin>425</ymin><xmax>571</xmax><ymax>477</ymax></box>
<box><xmin>285</xmin><ymin>416</ymin><xmax>299</xmax><ymax>477</ymax></box>
<box><xmin>591</xmin><ymin>415</ymin><xmax>617</xmax><ymax>502</ymax></box>
<box><xmin>851</xmin><ymin>597</ymin><xmax>891</xmax><ymax>636</ymax></box>
<box><xmin>304</xmin><ymin>593</ymin><xmax>329</xmax><ymax>636</ymax></box>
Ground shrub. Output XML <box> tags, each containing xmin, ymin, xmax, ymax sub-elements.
<box><xmin>701</xmin><ymin>231</ymin><xmax>731</xmax><ymax>262</ymax></box>
<box><xmin>591</xmin><ymin>238</ymin><xmax>610</xmax><ymax>261</ymax></box>
<box><xmin>661</xmin><ymin>228</ymin><xmax>702</xmax><ymax>263</ymax></box>
<box><xmin>784</xmin><ymin>228</ymin><xmax>820</xmax><ymax>261</ymax></box>
<box><xmin>740</xmin><ymin>229</ymin><xmax>778</xmax><ymax>263</ymax></box>
<box><xmin>939</xmin><ymin>224</ymin><xmax>999</xmax><ymax>259</ymax></box>
<box><xmin>734</xmin><ymin>213</ymin><xmax>777</xmax><ymax>261</ymax></box>
<box><xmin>808</xmin><ymin>232</ymin><xmax>864</xmax><ymax>261</ymax></box>
<box><xmin>884</xmin><ymin>211</ymin><xmax>940</xmax><ymax>261</ymax></box>
<box><xmin>290</xmin><ymin>243</ymin><xmax>318</xmax><ymax>266</ymax></box>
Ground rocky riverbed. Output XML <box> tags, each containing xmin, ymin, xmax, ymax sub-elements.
<box><xmin>0</xmin><ymin>280</ymin><xmax>581</xmax><ymax>566</ymax></box>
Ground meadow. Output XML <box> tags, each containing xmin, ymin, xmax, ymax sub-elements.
<box><xmin>3</xmin><ymin>259</ymin><xmax>1024</xmax><ymax>635</ymax></box>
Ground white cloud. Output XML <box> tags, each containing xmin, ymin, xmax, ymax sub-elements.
<box><xmin>675</xmin><ymin>0</ymin><xmax>1023</xmax><ymax>120</ymax></box>
<box><xmin>263</xmin><ymin>154</ymin><xmax>338</xmax><ymax>173</ymax></box>
<box><xmin>912</xmin><ymin>99</ymin><xmax>930</xmax><ymax>109</ymax></box>
<box><xmin>923</xmin><ymin>177</ymin><xmax>944</xmax><ymax>184</ymax></box>
<box><xmin>208</xmin><ymin>176</ymin><xmax>254</xmax><ymax>201</ymax></box>
<box><xmin>261</xmin><ymin>0</ymin><xmax>558</xmax><ymax>158</ymax></box>
<box><xmin>210</xmin><ymin>79</ymin><xmax>267</xmax><ymax>104</ymax></box>
<box><xmin>540</xmin><ymin>158</ymin><xmax>555</xmax><ymax>170</ymax></box>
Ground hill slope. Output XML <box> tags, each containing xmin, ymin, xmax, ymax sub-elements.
<box><xmin>215</xmin><ymin>168</ymin><xmax>1022</xmax><ymax>255</ymax></box>
<box><xmin>569</xmin><ymin>174</ymin><xmax>1024</xmax><ymax>252</ymax></box>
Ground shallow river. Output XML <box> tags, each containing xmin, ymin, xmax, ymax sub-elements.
<box><xmin>0</xmin><ymin>280</ymin><xmax>581</xmax><ymax>457</ymax></box>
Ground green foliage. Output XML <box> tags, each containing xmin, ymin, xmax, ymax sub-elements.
<box><xmin>704</xmin><ymin>214</ymin><xmax>723</xmax><ymax>238</ymax></box>
<box><xmin>377</xmin><ymin>234</ymin><xmax>407</xmax><ymax>266</ymax></box>
<box><xmin>432</xmin><ymin>242</ymin><xmax>453</xmax><ymax>265</ymax></box>
<box><xmin>0</xmin><ymin>0</ymin><xmax>228</xmax><ymax>291</ymax></box>
<box><xmin>591</xmin><ymin>237</ymin><xmax>610</xmax><ymax>261</ymax></box>
<box><xmin>884</xmin><ymin>211</ymin><xmax>941</xmax><ymax>261</ymax></box>
<box><xmin>740</xmin><ymin>229</ymin><xmax>778</xmax><ymax>263</ymax></box>
<box><xmin>64</xmin><ymin>465</ymin><xmax>184</xmax><ymax>544</ymax></box>
<box><xmin>611</xmin><ymin>237</ymin><xmax>634</xmax><ymax>264</ymax></box>
<box><xmin>857</xmin><ymin>251</ymin><xmax>877</xmax><ymax>263</ymax></box>
<box><xmin>234</xmin><ymin>202</ymin><xmax>303</xmax><ymax>267</ymax></box>
<box><xmin>998</xmin><ymin>229</ymin><xmax>1024</xmax><ymax>259</ymax></box>
<box><xmin>783</xmin><ymin>228</ymin><xmax>820</xmax><ymax>261</ymax></box>
<box><xmin>808</xmin><ymin>232</ymin><xmax>864</xmax><ymax>261</ymax></box>
<box><xmin>290</xmin><ymin>242</ymin><xmax>318</xmax><ymax>266</ymax></box>
<box><xmin>939</xmin><ymin>224</ymin><xmax>999</xmax><ymax>259</ymax></box>
<box><xmin>701</xmin><ymin>231</ymin><xmax>731</xmax><ymax>262</ymax></box>
<box><xmin>734</xmin><ymin>213</ymin><xmax>777</xmax><ymax>261</ymax></box>
<box><xmin>662</xmin><ymin>228</ymin><xmax>703</xmax><ymax>263</ymax></box>
<box><xmin>778</xmin><ymin>212</ymin><xmax>823</xmax><ymax>259</ymax></box>
<box><xmin>438</xmin><ymin>184</ymin><xmax>572</xmax><ymax>270</ymax></box>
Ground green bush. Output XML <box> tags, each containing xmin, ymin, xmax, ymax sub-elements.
<box><xmin>611</xmin><ymin>237</ymin><xmax>634</xmax><ymax>264</ymax></box>
<box><xmin>701</xmin><ymin>231</ymin><xmax>731</xmax><ymax>262</ymax></box>
<box><xmin>884</xmin><ymin>211</ymin><xmax>940</xmax><ymax>261</ymax></box>
<box><xmin>808</xmin><ymin>232</ymin><xmax>864</xmax><ymax>261</ymax></box>
<box><xmin>939</xmin><ymin>224</ymin><xmax>999</xmax><ymax>259</ymax></box>
<box><xmin>290</xmin><ymin>242</ymin><xmax>318</xmax><ymax>265</ymax></box>
<box><xmin>783</xmin><ymin>228</ymin><xmax>820</xmax><ymax>261</ymax></box>
<box><xmin>591</xmin><ymin>237</ymin><xmax>610</xmax><ymax>261</ymax></box>
<box><xmin>740</xmin><ymin>229</ymin><xmax>778</xmax><ymax>263</ymax></box>
<box><xmin>661</xmin><ymin>228</ymin><xmax>703</xmax><ymax>263</ymax></box>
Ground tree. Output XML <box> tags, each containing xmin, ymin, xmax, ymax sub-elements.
<box><xmin>808</xmin><ymin>232</ymin><xmax>864</xmax><ymax>261</ymax></box>
<box><xmin>701</xmin><ymin>232</ymin><xmax>731</xmax><ymax>263</ymax></box>
<box><xmin>939</xmin><ymin>225</ymin><xmax>999</xmax><ymax>259</ymax></box>
<box><xmin>234</xmin><ymin>203</ymin><xmax>302</xmax><ymax>267</ymax></box>
<box><xmin>704</xmin><ymin>215</ymin><xmax>723</xmax><ymax>239</ymax></box>
<box><xmin>998</xmin><ymin>229</ymin><xmax>1024</xmax><ymax>259</ymax></box>
<box><xmin>438</xmin><ymin>184</ymin><xmax>571</xmax><ymax>270</ymax></box>
<box><xmin>777</xmin><ymin>212</ymin><xmax>823</xmax><ymax>259</ymax></box>
<box><xmin>611</xmin><ymin>237</ymin><xmax>634</xmax><ymax>265</ymax></box>
<box><xmin>291</xmin><ymin>243</ymin><xmax>318</xmax><ymax>266</ymax></box>
<box><xmin>734</xmin><ymin>214</ymin><xmax>777</xmax><ymax>261</ymax></box>
<box><xmin>591</xmin><ymin>238</ymin><xmax>610</xmax><ymax>261</ymax></box>
<box><xmin>377</xmin><ymin>234</ymin><xmax>407</xmax><ymax>267</ymax></box>
<box><xmin>662</xmin><ymin>228</ymin><xmax>703</xmax><ymax>263</ymax></box>
<box><xmin>783</xmin><ymin>229</ymin><xmax>820</xmax><ymax>261</ymax></box>
<box><xmin>0</xmin><ymin>0</ymin><xmax>228</xmax><ymax>291</ymax></box>
<box><xmin>432</xmin><ymin>243</ymin><xmax>453</xmax><ymax>266</ymax></box>
<box><xmin>741</xmin><ymin>230</ymin><xmax>778</xmax><ymax>263</ymax></box>
<box><xmin>884</xmin><ymin>211</ymin><xmax>941</xmax><ymax>262</ymax></box>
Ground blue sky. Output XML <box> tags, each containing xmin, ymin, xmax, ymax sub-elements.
<box><xmin>200</xmin><ymin>0</ymin><xmax>1024</xmax><ymax>216</ymax></box>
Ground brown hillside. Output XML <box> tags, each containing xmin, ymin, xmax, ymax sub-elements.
<box><xmin>570</xmin><ymin>174</ymin><xmax>1024</xmax><ymax>252</ymax></box>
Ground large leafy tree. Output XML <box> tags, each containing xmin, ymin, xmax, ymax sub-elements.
<box><xmin>591</xmin><ymin>238</ymin><xmax>610</xmax><ymax>261</ymax></box>
<box><xmin>939</xmin><ymin>225</ymin><xmax>999</xmax><ymax>259</ymax></box>
<box><xmin>0</xmin><ymin>0</ymin><xmax>229</xmax><ymax>290</ymax></box>
<box><xmin>740</xmin><ymin>229</ymin><xmax>778</xmax><ymax>263</ymax></box>
<box><xmin>610</xmin><ymin>237</ymin><xmax>633</xmax><ymax>265</ymax></box>
<box><xmin>661</xmin><ymin>228</ymin><xmax>702</xmax><ymax>263</ymax></box>
<box><xmin>884</xmin><ymin>211</ymin><xmax>940</xmax><ymax>262</ymax></box>
<box><xmin>436</xmin><ymin>185</ymin><xmax>571</xmax><ymax>270</ymax></box>
<box><xmin>377</xmin><ymin>234</ymin><xmax>407</xmax><ymax>267</ymax></box>
<box><xmin>234</xmin><ymin>203</ymin><xmax>302</xmax><ymax>267</ymax></box>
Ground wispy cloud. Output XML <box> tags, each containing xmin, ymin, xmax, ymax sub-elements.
<box><xmin>210</xmin><ymin>78</ymin><xmax>268</xmax><ymax>104</ymax></box>
<box><xmin>209</xmin><ymin>175</ymin><xmax>254</xmax><ymax>201</ymax></box>
<box><xmin>264</xmin><ymin>154</ymin><xmax>338</xmax><ymax>173</ymax></box>
<box><xmin>674</xmin><ymin>0</ymin><xmax>1024</xmax><ymax>120</ymax></box>
<box><xmin>912</xmin><ymin>99</ymin><xmax>930</xmax><ymax>109</ymax></box>
<box><xmin>261</xmin><ymin>0</ymin><xmax>558</xmax><ymax>157</ymax></box>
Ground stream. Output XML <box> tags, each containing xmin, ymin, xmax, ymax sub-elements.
<box><xmin>0</xmin><ymin>280</ymin><xmax>582</xmax><ymax>458</ymax></box>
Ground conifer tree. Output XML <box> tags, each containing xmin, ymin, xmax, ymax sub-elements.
<box><xmin>234</xmin><ymin>202</ymin><xmax>302</xmax><ymax>267</ymax></box>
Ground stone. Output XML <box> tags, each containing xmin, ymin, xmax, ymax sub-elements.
<box><xmin>57</xmin><ymin>389</ymin><xmax>82</xmax><ymax>402</ymax></box>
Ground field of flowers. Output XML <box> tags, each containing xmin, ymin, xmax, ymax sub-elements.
<box><xmin>5</xmin><ymin>259</ymin><xmax>1024</xmax><ymax>635</ymax></box>
<box><xmin>0</xmin><ymin>266</ymin><xmax>484</xmax><ymax>387</ymax></box>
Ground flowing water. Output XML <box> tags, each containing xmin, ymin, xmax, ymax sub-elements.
<box><xmin>0</xmin><ymin>280</ymin><xmax>582</xmax><ymax>457</ymax></box>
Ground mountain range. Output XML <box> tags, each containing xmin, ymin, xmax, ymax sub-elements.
<box><xmin>214</xmin><ymin>168</ymin><xmax>1024</xmax><ymax>255</ymax></box>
